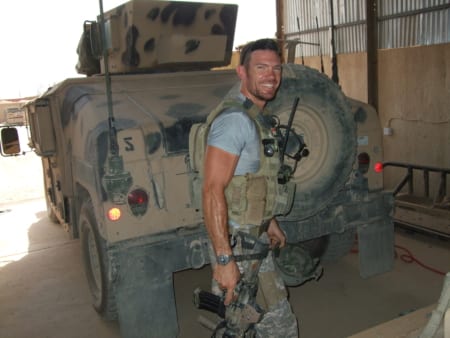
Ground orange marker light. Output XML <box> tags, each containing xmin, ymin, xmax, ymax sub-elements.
<box><xmin>374</xmin><ymin>162</ymin><xmax>383</xmax><ymax>173</ymax></box>
<box><xmin>107</xmin><ymin>207</ymin><xmax>122</xmax><ymax>221</ymax></box>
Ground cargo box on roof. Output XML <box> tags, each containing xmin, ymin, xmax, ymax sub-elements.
<box><xmin>98</xmin><ymin>0</ymin><xmax>238</xmax><ymax>74</ymax></box>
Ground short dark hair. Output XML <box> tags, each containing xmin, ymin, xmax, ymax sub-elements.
<box><xmin>239</xmin><ymin>38</ymin><xmax>281</xmax><ymax>67</ymax></box>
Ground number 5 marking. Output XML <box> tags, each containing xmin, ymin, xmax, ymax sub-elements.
<box><xmin>123</xmin><ymin>137</ymin><xmax>134</xmax><ymax>151</ymax></box>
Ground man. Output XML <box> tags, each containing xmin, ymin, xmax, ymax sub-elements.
<box><xmin>202</xmin><ymin>39</ymin><xmax>299</xmax><ymax>337</ymax></box>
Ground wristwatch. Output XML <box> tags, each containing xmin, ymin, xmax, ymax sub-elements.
<box><xmin>216</xmin><ymin>254</ymin><xmax>234</xmax><ymax>266</ymax></box>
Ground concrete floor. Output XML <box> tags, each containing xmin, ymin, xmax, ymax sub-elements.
<box><xmin>0</xmin><ymin>153</ymin><xmax>449</xmax><ymax>338</ymax></box>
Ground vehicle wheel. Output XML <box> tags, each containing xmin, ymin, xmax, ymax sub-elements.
<box><xmin>301</xmin><ymin>229</ymin><xmax>356</xmax><ymax>263</ymax></box>
<box><xmin>267</xmin><ymin>64</ymin><xmax>357</xmax><ymax>220</ymax></box>
<box><xmin>46</xmin><ymin>197</ymin><xmax>59</xmax><ymax>224</ymax></box>
<box><xmin>300</xmin><ymin>228</ymin><xmax>356</xmax><ymax>263</ymax></box>
<box><xmin>43</xmin><ymin>174</ymin><xmax>59</xmax><ymax>224</ymax></box>
<box><xmin>79</xmin><ymin>199</ymin><xmax>117</xmax><ymax>320</ymax></box>
<box><xmin>299</xmin><ymin>236</ymin><xmax>328</xmax><ymax>259</ymax></box>
<box><xmin>320</xmin><ymin>229</ymin><xmax>356</xmax><ymax>262</ymax></box>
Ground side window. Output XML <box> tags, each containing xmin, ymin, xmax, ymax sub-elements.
<box><xmin>146</xmin><ymin>132</ymin><xmax>162</xmax><ymax>155</ymax></box>
<box><xmin>0</xmin><ymin>127</ymin><xmax>21</xmax><ymax>156</ymax></box>
<box><xmin>164</xmin><ymin>117</ymin><xmax>204</xmax><ymax>154</ymax></box>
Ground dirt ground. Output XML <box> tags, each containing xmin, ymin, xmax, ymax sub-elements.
<box><xmin>1</xmin><ymin>151</ymin><xmax>449</xmax><ymax>338</ymax></box>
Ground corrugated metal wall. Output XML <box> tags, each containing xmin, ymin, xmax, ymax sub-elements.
<box><xmin>379</xmin><ymin>0</ymin><xmax>450</xmax><ymax>48</ymax></box>
<box><xmin>283</xmin><ymin>0</ymin><xmax>450</xmax><ymax>57</ymax></box>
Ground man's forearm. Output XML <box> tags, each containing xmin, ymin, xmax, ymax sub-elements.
<box><xmin>202</xmin><ymin>145</ymin><xmax>239</xmax><ymax>257</ymax></box>
<box><xmin>203</xmin><ymin>189</ymin><xmax>232</xmax><ymax>255</ymax></box>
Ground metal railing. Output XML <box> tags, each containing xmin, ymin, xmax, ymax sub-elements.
<box><xmin>383</xmin><ymin>162</ymin><xmax>449</xmax><ymax>204</ymax></box>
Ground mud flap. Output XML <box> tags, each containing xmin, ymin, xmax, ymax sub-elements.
<box><xmin>357</xmin><ymin>220</ymin><xmax>395</xmax><ymax>278</ymax></box>
<box><xmin>115</xmin><ymin>256</ymin><xmax>178</xmax><ymax>338</ymax></box>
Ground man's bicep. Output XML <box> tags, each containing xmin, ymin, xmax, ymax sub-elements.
<box><xmin>203</xmin><ymin>145</ymin><xmax>239</xmax><ymax>189</ymax></box>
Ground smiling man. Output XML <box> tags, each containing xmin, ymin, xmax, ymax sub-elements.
<box><xmin>202</xmin><ymin>39</ymin><xmax>299</xmax><ymax>337</ymax></box>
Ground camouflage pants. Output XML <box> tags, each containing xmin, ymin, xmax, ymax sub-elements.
<box><xmin>209</xmin><ymin>228</ymin><xmax>299</xmax><ymax>338</ymax></box>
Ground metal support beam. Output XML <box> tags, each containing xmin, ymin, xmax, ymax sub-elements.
<box><xmin>367</xmin><ymin>0</ymin><xmax>378</xmax><ymax>110</ymax></box>
<box><xmin>276</xmin><ymin>0</ymin><xmax>286</xmax><ymax>62</ymax></box>
<box><xmin>330</xmin><ymin>0</ymin><xmax>339</xmax><ymax>84</ymax></box>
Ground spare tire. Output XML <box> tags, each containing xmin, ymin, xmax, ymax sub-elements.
<box><xmin>267</xmin><ymin>64</ymin><xmax>356</xmax><ymax>220</ymax></box>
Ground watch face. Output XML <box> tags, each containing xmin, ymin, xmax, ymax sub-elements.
<box><xmin>217</xmin><ymin>255</ymin><xmax>232</xmax><ymax>265</ymax></box>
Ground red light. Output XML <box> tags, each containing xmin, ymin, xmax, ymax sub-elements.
<box><xmin>107</xmin><ymin>207</ymin><xmax>121</xmax><ymax>221</ymax></box>
<box><xmin>374</xmin><ymin>162</ymin><xmax>383</xmax><ymax>173</ymax></box>
<box><xmin>128</xmin><ymin>189</ymin><xmax>148</xmax><ymax>205</ymax></box>
<box><xmin>358</xmin><ymin>152</ymin><xmax>370</xmax><ymax>164</ymax></box>
<box><xmin>128</xmin><ymin>188</ymin><xmax>149</xmax><ymax>216</ymax></box>
<box><xmin>357</xmin><ymin>152</ymin><xmax>370</xmax><ymax>174</ymax></box>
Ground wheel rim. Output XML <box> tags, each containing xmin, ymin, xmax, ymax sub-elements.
<box><xmin>277</xmin><ymin>104</ymin><xmax>329</xmax><ymax>186</ymax></box>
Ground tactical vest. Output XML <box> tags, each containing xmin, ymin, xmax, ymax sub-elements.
<box><xmin>188</xmin><ymin>97</ymin><xmax>295</xmax><ymax>226</ymax></box>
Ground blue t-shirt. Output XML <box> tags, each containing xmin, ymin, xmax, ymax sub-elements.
<box><xmin>207</xmin><ymin>108</ymin><xmax>260</xmax><ymax>175</ymax></box>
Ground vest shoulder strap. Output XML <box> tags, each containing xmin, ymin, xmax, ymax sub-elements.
<box><xmin>206</xmin><ymin>97</ymin><xmax>262</xmax><ymax>125</ymax></box>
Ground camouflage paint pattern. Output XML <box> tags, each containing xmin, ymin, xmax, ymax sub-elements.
<box><xmin>100</xmin><ymin>1</ymin><xmax>238</xmax><ymax>73</ymax></box>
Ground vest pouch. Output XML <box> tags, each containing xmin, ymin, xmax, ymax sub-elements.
<box><xmin>245</xmin><ymin>175</ymin><xmax>267</xmax><ymax>225</ymax></box>
<box><xmin>226</xmin><ymin>175</ymin><xmax>267</xmax><ymax>226</ymax></box>
<box><xmin>188</xmin><ymin>173</ymin><xmax>203</xmax><ymax>211</ymax></box>
<box><xmin>188</xmin><ymin>122</ymin><xmax>210</xmax><ymax>210</ymax></box>
<box><xmin>273</xmin><ymin>181</ymin><xmax>296</xmax><ymax>216</ymax></box>
<box><xmin>225</xmin><ymin>175</ymin><xmax>248</xmax><ymax>220</ymax></box>
<box><xmin>188</xmin><ymin>122</ymin><xmax>209</xmax><ymax>173</ymax></box>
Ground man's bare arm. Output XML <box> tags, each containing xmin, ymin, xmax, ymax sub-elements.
<box><xmin>202</xmin><ymin>145</ymin><xmax>241</xmax><ymax>304</ymax></box>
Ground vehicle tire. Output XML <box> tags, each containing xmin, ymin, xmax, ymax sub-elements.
<box><xmin>79</xmin><ymin>199</ymin><xmax>117</xmax><ymax>320</ymax></box>
<box><xmin>45</xmin><ymin>197</ymin><xmax>59</xmax><ymax>224</ymax></box>
<box><xmin>43</xmin><ymin>163</ymin><xmax>59</xmax><ymax>224</ymax></box>
<box><xmin>267</xmin><ymin>64</ymin><xmax>357</xmax><ymax>220</ymax></box>
<box><xmin>301</xmin><ymin>229</ymin><xmax>356</xmax><ymax>263</ymax></box>
<box><xmin>299</xmin><ymin>236</ymin><xmax>328</xmax><ymax>259</ymax></box>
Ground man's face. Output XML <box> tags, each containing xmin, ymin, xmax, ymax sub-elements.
<box><xmin>237</xmin><ymin>49</ymin><xmax>282</xmax><ymax>109</ymax></box>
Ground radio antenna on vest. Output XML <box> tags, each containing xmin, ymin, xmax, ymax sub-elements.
<box><xmin>280</xmin><ymin>96</ymin><xmax>300</xmax><ymax>165</ymax></box>
<box><xmin>278</xmin><ymin>97</ymin><xmax>300</xmax><ymax>184</ymax></box>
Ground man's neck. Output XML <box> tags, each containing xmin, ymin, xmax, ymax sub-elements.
<box><xmin>240</xmin><ymin>90</ymin><xmax>266</xmax><ymax>110</ymax></box>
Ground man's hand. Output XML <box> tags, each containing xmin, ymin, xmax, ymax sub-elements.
<box><xmin>267</xmin><ymin>218</ymin><xmax>286</xmax><ymax>249</ymax></box>
<box><xmin>213</xmin><ymin>261</ymin><xmax>241</xmax><ymax>305</ymax></box>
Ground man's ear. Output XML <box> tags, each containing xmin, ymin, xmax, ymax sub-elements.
<box><xmin>236</xmin><ymin>65</ymin><xmax>246</xmax><ymax>80</ymax></box>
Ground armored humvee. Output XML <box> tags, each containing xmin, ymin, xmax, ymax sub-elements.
<box><xmin>1</xmin><ymin>1</ymin><xmax>394</xmax><ymax>337</ymax></box>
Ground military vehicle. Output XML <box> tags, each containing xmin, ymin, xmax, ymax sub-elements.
<box><xmin>0</xmin><ymin>1</ymin><xmax>394</xmax><ymax>337</ymax></box>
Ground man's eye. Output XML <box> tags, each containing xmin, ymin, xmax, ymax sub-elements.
<box><xmin>255</xmin><ymin>65</ymin><xmax>281</xmax><ymax>73</ymax></box>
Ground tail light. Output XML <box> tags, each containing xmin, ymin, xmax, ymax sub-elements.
<box><xmin>357</xmin><ymin>152</ymin><xmax>370</xmax><ymax>174</ymax></box>
<box><xmin>107</xmin><ymin>207</ymin><xmax>122</xmax><ymax>221</ymax></box>
<box><xmin>128</xmin><ymin>188</ymin><xmax>149</xmax><ymax>216</ymax></box>
<box><xmin>374</xmin><ymin>162</ymin><xmax>383</xmax><ymax>173</ymax></box>
<box><xmin>358</xmin><ymin>152</ymin><xmax>383</xmax><ymax>174</ymax></box>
